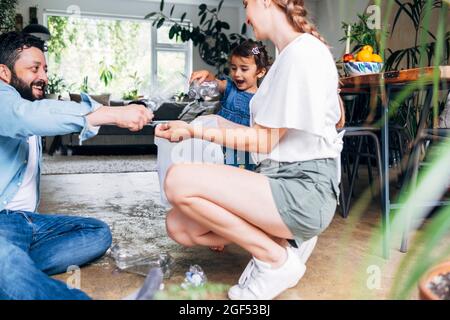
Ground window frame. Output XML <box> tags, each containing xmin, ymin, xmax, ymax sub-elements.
<box><xmin>152</xmin><ymin>21</ymin><xmax>193</xmax><ymax>92</ymax></box>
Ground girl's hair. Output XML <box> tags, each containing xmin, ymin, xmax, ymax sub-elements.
<box><xmin>231</xmin><ymin>40</ymin><xmax>273</xmax><ymax>71</ymax></box>
<box><xmin>273</xmin><ymin>0</ymin><xmax>327</xmax><ymax>45</ymax></box>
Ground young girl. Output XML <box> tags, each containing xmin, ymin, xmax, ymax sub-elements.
<box><xmin>190</xmin><ymin>40</ymin><xmax>272</xmax><ymax>170</ymax></box>
<box><xmin>156</xmin><ymin>0</ymin><xmax>342</xmax><ymax>300</ymax></box>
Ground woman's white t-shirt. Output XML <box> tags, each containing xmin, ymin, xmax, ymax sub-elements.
<box><xmin>250</xmin><ymin>33</ymin><xmax>344</xmax><ymax>163</ymax></box>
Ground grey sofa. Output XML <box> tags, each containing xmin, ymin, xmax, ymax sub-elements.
<box><xmin>46</xmin><ymin>102</ymin><xmax>189</xmax><ymax>155</ymax></box>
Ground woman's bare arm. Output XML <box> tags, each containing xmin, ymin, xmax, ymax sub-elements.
<box><xmin>156</xmin><ymin>120</ymin><xmax>287</xmax><ymax>154</ymax></box>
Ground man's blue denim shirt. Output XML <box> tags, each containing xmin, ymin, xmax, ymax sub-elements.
<box><xmin>0</xmin><ymin>81</ymin><xmax>101</xmax><ymax>211</ymax></box>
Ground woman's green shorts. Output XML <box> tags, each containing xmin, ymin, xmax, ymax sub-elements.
<box><xmin>255</xmin><ymin>158</ymin><xmax>340</xmax><ymax>245</ymax></box>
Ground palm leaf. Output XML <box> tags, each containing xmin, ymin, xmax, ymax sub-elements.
<box><xmin>392</xmin><ymin>0</ymin><xmax>416</xmax><ymax>33</ymax></box>
<box><xmin>394</xmin><ymin>205</ymin><xmax>450</xmax><ymax>299</ymax></box>
<box><xmin>389</xmin><ymin>138</ymin><xmax>450</xmax><ymax>299</ymax></box>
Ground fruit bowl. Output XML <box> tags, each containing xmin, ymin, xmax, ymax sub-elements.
<box><xmin>344</xmin><ymin>61</ymin><xmax>384</xmax><ymax>76</ymax></box>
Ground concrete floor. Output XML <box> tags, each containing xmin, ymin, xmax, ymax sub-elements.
<box><xmin>39</xmin><ymin>171</ymin><xmax>447</xmax><ymax>300</ymax></box>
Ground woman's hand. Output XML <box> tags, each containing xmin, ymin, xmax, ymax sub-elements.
<box><xmin>155</xmin><ymin>120</ymin><xmax>193</xmax><ymax>142</ymax></box>
<box><xmin>336</xmin><ymin>96</ymin><xmax>346</xmax><ymax>129</ymax></box>
<box><xmin>190</xmin><ymin>70</ymin><xmax>215</xmax><ymax>84</ymax></box>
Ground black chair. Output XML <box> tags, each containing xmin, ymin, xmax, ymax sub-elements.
<box><xmin>339</xmin><ymin>90</ymin><xmax>425</xmax><ymax>219</ymax></box>
<box><xmin>339</xmin><ymin>93</ymin><xmax>384</xmax><ymax>218</ymax></box>
<box><xmin>399</xmin><ymin>127</ymin><xmax>450</xmax><ymax>252</ymax></box>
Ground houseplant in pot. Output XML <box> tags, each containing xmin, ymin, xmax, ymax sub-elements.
<box><xmin>340</xmin><ymin>14</ymin><xmax>386</xmax><ymax>76</ymax></box>
<box><xmin>419</xmin><ymin>261</ymin><xmax>450</xmax><ymax>300</ymax></box>
<box><xmin>388</xmin><ymin>136</ymin><xmax>450</xmax><ymax>300</ymax></box>
<box><xmin>122</xmin><ymin>72</ymin><xmax>143</xmax><ymax>102</ymax></box>
<box><xmin>46</xmin><ymin>74</ymin><xmax>67</xmax><ymax>100</ymax></box>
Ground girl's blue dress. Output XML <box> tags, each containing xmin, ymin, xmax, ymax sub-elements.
<box><xmin>218</xmin><ymin>78</ymin><xmax>256</xmax><ymax>171</ymax></box>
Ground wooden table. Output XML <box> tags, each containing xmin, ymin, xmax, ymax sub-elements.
<box><xmin>340</xmin><ymin>66</ymin><xmax>450</xmax><ymax>258</ymax></box>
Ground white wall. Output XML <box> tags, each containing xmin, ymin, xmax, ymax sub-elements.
<box><xmin>313</xmin><ymin>0</ymin><xmax>370</xmax><ymax>59</ymax></box>
<box><xmin>22</xmin><ymin>0</ymin><xmax>406</xmax><ymax>68</ymax></box>
<box><xmin>17</xmin><ymin>0</ymin><xmax>245</xmax><ymax>73</ymax></box>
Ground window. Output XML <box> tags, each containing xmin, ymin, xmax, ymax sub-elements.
<box><xmin>45</xmin><ymin>12</ymin><xmax>191</xmax><ymax>100</ymax></box>
<box><xmin>153</xmin><ymin>23</ymin><xmax>192</xmax><ymax>96</ymax></box>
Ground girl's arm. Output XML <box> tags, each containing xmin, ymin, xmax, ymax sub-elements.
<box><xmin>190</xmin><ymin>70</ymin><xmax>227</xmax><ymax>93</ymax></box>
<box><xmin>155</xmin><ymin>120</ymin><xmax>287</xmax><ymax>154</ymax></box>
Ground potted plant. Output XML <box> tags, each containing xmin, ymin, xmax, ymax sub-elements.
<box><xmin>122</xmin><ymin>72</ymin><xmax>142</xmax><ymax>101</ymax></box>
<box><xmin>340</xmin><ymin>14</ymin><xmax>387</xmax><ymax>76</ymax></box>
<box><xmin>79</xmin><ymin>76</ymin><xmax>92</xmax><ymax>94</ymax></box>
<box><xmin>340</xmin><ymin>13</ymin><xmax>384</xmax><ymax>56</ymax></box>
<box><xmin>387</xmin><ymin>134</ymin><xmax>450</xmax><ymax>300</ymax></box>
<box><xmin>45</xmin><ymin>74</ymin><xmax>67</xmax><ymax>99</ymax></box>
<box><xmin>145</xmin><ymin>0</ymin><xmax>248</xmax><ymax>75</ymax></box>
<box><xmin>419</xmin><ymin>261</ymin><xmax>450</xmax><ymax>300</ymax></box>
<box><xmin>0</xmin><ymin>0</ymin><xmax>18</xmax><ymax>34</ymax></box>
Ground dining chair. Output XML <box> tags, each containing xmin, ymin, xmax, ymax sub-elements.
<box><xmin>339</xmin><ymin>93</ymin><xmax>384</xmax><ymax>218</ymax></box>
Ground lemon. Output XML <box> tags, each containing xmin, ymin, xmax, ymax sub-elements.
<box><xmin>362</xmin><ymin>45</ymin><xmax>374</xmax><ymax>54</ymax></box>
<box><xmin>371</xmin><ymin>54</ymin><xmax>383</xmax><ymax>63</ymax></box>
<box><xmin>356</xmin><ymin>50</ymin><xmax>373</xmax><ymax>62</ymax></box>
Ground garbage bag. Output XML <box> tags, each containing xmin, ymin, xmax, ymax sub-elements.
<box><xmin>154</xmin><ymin>117</ymin><xmax>224</xmax><ymax>207</ymax></box>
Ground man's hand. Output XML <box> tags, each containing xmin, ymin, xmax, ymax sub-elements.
<box><xmin>86</xmin><ymin>104</ymin><xmax>153</xmax><ymax>131</ymax></box>
<box><xmin>115</xmin><ymin>104</ymin><xmax>154</xmax><ymax>131</ymax></box>
<box><xmin>155</xmin><ymin>120</ymin><xmax>193</xmax><ymax>142</ymax></box>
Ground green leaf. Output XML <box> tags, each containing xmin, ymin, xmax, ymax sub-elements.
<box><xmin>169</xmin><ymin>25</ymin><xmax>176</xmax><ymax>39</ymax></box>
<box><xmin>181</xmin><ymin>29</ymin><xmax>188</xmax><ymax>42</ymax></box>
<box><xmin>156</xmin><ymin>17</ymin><xmax>165</xmax><ymax>29</ymax></box>
<box><xmin>144</xmin><ymin>12</ymin><xmax>157</xmax><ymax>20</ymax></box>
<box><xmin>180</xmin><ymin>12</ymin><xmax>187</xmax><ymax>23</ymax></box>
<box><xmin>160</xmin><ymin>0</ymin><xmax>165</xmax><ymax>12</ymax></box>
<box><xmin>221</xmin><ymin>22</ymin><xmax>230</xmax><ymax>30</ymax></box>
<box><xmin>200</xmin><ymin>13</ymin><xmax>207</xmax><ymax>25</ymax></box>
<box><xmin>199</xmin><ymin>4</ymin><xmax>207</xmax><ymax>12</ymax></box>
<box><xmin>215</xmin><ymin>21</ymin><xmax>222</xmax><ymax>32</ymax></box>
<box><xmin>170</xmin><ymin>5</ymin><xmax>175</xmax><ymax>17</ymax></box>
<box><xmin>241</xmin><ymin>23</ymin><xmax>247</xmax><ymax>35</ymax></box>
<box><xmin>218</xmin><ymin>0</ymin><xmax>224</xmax><ymax>12</ymax></box>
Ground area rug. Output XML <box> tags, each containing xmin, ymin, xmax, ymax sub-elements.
<box><xmin>42</xmin><ymin>154</ymin><xmax>157</xmax><ymax>175</ymax></box>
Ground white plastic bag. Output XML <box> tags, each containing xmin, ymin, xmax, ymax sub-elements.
<box><xmin>154</xmin><ymin>117</ymin><xmax>224</xmax><ymax>207</ymax></box>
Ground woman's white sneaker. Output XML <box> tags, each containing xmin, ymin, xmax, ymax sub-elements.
<box><xmin>289</xmin><ymin>236</ymin><xmax>318</xmax><ymax>264</ymax></box>
<box><xmin>228</xmin><ymin>248</ymin><xmax>306</xmax><ymax>300</ymax></box>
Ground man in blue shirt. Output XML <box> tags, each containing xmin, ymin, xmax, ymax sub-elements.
<box><xmin>0</xmin><ymin>32</ymin><xmax>153</xmax><ymax>299</ymax></box>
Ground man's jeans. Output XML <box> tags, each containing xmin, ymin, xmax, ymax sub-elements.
<box><xmin>0</xmin><ymin>210</ymin><xmax>112</xmax><ymax>300</ymax></box>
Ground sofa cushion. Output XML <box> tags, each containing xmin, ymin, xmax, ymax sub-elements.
<box><xmin>69</xmin><ymin>93</ymin><xmax>111</xmax><ymax>106</ymax></box>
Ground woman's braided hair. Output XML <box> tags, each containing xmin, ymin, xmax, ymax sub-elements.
<box><xmin>273</xmin><ymin>0</ymin><xmax>327</xmax><ymax>45</ymax></box>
